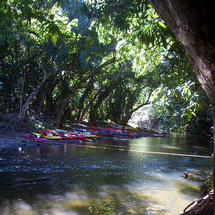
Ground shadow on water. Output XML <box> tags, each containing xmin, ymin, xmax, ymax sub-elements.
<box><xmin>1</xmin><ymin>184</ymin><xmax>169</xmax><ymax>215</ymax></box>
<box><xmin>174</xmin><ymin>168</ymin><xmax>212</xmax><ymax>197</ymax></box>
<box><xmin>0</xmin><ymin>135</ymin><xmax>213</xmax><ymax>214</ymax></box>
<box><xmin>174</xmin><ymin>180</ymin><xmax>201</xmax><ymax>196</ymax></box>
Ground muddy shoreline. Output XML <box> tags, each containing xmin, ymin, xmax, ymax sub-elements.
<box><xmin>0</xmin><ymin>123</ymin><xmax>168</xmax><ymax>149</ymax></box>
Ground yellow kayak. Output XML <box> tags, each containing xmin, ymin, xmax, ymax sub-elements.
<box><xmin>114</xmin><ymin>124</ymin><xmax>139</xmax><ymax>131</ymax></box>
<box><xmin>125</xmin><ymin>126</ymin><xmax>138</xmax><ymax>131</ymax></box>
<box><xmin>82</xmin><ymin>132</ymin><xmax>97</xmax><ymax>138</ymax></box>
<box><xmin>85</xmin><ymin>134</ymin><xmax>97</xmax><ymax>138</ymax></box>
<box><xmin>45</xmin><ymin>135</ymin><xmax>62</xmax><ymax>140</ymax></box>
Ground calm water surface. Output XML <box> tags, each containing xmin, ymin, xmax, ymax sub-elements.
<box><xmin>0</xmin><ymin>135</ymin><xmax>213</xmax><ymax>214</ymax></box>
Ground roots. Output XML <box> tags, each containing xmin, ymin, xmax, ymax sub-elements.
<box><xmin>181</xmin><ymin>190</ymin><xmax>214</xmax><ymax>215</ymax></box>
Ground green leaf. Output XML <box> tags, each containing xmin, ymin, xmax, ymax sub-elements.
<box><xmin>158</xmin><ymin>21</ymin><xmax>166</xmax><ymax>29</ymax></box>
<box><xmin>86</xmin><ymin>56</ymin><xmax>91</xmax><ymax>63</ymax></box>
<box><xmin>51</xmin><ymin>31</ymin><xmax>58</xmax><ymax>44</ymax></box>
<box><xmin>48</xmin><ymin>24</ymin><xmax>60</xmax><ymax>44</ymax></box>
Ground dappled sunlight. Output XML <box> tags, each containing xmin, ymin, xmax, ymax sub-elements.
<box><xmin>131</xmin><ymin>176</ymin><xmax>201</xmax><ymax>214</ymax></box>
<box><xmin>0</xmin><ymin>185</ymin><xmax>169</xmax><ymax>215</ymax></box>
<box><xmin>174</xmin><ymin>180</ymin><xmax>201</xmax><ymax>196</ymax></box>
<box><xmin>161</xmin><ymin>144</ymin><xmax>181</xmax><ymax>150</ymax></box>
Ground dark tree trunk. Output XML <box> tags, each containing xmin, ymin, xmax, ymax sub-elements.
<box><xmin>55</xmin><ymin>58</ymin><xmax>116</xmax><ymax>127</ymax></box>
<box><xmin>148</xmin><ymin>0</ymin><xmax>215</xmax><ymax>105</ymax></box>
<box><xmin>18</xmin><ymin>71</ymin><xmax>55</xmax><ymax>121</ymax></box>
<box><xmin>76</xmin><ymin>77</ymin><xmax>95</xmax><ymax>121</ymax></box>
<box><xmin>148</xmin><ymin>0</ymin><xmax>215</xmax><ymax>213</ymax></box>
<box><xmin>89</xmin><ymin>83</ymin><xmax>115</xmax><ymax>122</ymax></box>
<box><xmin>35</xmin><ymin>73</ymin><xmax>58</xmax><ymax>116</ymax></box>
<box><xmin>78</xmin><ymin>72</ymin><xmax>121</xmax><ymax>123</ymax></box>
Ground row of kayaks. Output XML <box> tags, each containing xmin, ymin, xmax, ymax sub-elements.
<box><xmin>74</xmin><ymin>126</ymin><xmax>140</xmax><ymax>138</ymax></box>
<box><xmin>24</xmin><ymin>125</ymin><xmax>140</xmax><ymax>141</ymax></box>
<box><xmin>24</xmin><ymin>129</ymin><xmax>89</xmax><ymax>141</ymax></box>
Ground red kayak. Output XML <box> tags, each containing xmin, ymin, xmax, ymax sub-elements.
<box><xmin>61</xmin><ymin>136</ymin><xmax>73</xmax><ymax>140</ymax></box>
<box><xmin>24</xmin><ymin>134</ymin><xmax>47</xmax><ymax>141</ymax></box>
<box><xmin>70</xmin><ymin>133</ymin><xmax>86</xmax><ymax>139</ymax></box>
<box><xmin>92</xmin><ymin>132</ymin><xmax>113</xmax><ymax>137</ymax></box>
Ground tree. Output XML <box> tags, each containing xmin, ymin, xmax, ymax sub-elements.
<box><xmin>55</xmin><ymin>57</ymin><xmax>116</xmax><ymax>127</ymax></box>
<box><xmin>148</xmin><ymin>0</ymin><xmax>215</xmax><ymax>105</ymax></box>
<box><xmin>147</xmin><ymin>1</ymin><xmax>215</xmax><ymax>212</ymax></box>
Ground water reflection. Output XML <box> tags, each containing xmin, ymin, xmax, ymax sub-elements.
<box><xmin>0</xmin><ymin>136</ymin><xmax>213</xmax><ymax>214</ymax></box>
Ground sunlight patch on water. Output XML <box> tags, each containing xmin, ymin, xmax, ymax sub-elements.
<box><xmin>126</xmin><ymin>166</ymin><xmax>210</xmax><ymax>215</ymax></box>
<box><xmin>161</xmin><ymin>144</ymin><xmax>181</xmax><ymax>150</ymax></box>
<box><xmin>129</xmin><ymin>181</ymin><xmax>199</xmax><ymax>215</ymax></box>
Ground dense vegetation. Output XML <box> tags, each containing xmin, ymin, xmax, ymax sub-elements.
<box><xmin>0</xmin><ymin>0</ymin><xmax>212</xmax><ymax>135</ymax></box>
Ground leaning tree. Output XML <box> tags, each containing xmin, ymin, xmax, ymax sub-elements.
<box><xmin>148</xmin><ymin>1</ymin><xmax>215</xmax><ymax>213</ymax></box>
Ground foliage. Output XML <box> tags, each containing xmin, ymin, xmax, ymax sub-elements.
<box><xmin>0</xmin><ymin>0</ymin><xmax>212</xmax><ymax>134</ymax></box>
<box><xmin>88</xmin><ymin>201</ymin><xmax>117</xmax><ymax>215</ymax></box>
<box><xmin>145</xmin><ymin>41</ymin><xmax>213</xmax><ymax>134</ymax></box>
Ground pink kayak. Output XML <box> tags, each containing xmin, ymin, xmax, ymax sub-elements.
<box><xmin>24</xmin><ymin>134</ymin><xmax>47</xmax><ymax>141</ymax></box>
<box><xmin>70</xmin><ymin>133</ymin><xmax>86</xmax><ymax>139</ymax></box>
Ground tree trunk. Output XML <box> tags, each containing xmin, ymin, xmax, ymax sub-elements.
<box><xmin>18</xmin><ymin>71</ymin><xmax>55</xmax><ymax>121</ymax></box>
<box><xmin>76</xmin><ymin>77</ymin><xmax>95</xmax><ymax>121</ymax></box>
<box><xmin>148</xmin><ymin>0</ymin><xmax>215</xmax><ymax>213</ymax></box>
<box><xmin>55</xmin><ymin>58</ymin><xmax>116</xmax><ymax>127</ymax></box>
<box><xmin>35</xmin><ymin>85</ymin><xmax>47</xmax><ymax>116</ymax></box>
<box><xmin>78</xmin><ymin>72</ymin><xmax>121</xmax><ymax>123</ymax></box>
<box><xmin>35</xmin><ymin>73</ymin><xmax>58</xmax><ymax>116</ymax></box>
<box><xmin>148</xmin><ymin>0</ymin><xmax>215</xmax><ymax>104</ymax></box>
<box><xmin>89</xmin><ymin>82</ymin><xmax>116</xmax><ymax>122</ymax></box>
<box><xmin>213</xmin><ymin>106</ymin><xmax>215</xmax><ymax>215</ymax></box>
<box><xmin>119</xmin><ymin>90</ymin><xmax>152</xmax><ymax>125</ymax></box>
<box><xmin>55</xmin><ymin>92</ymin><xmax>77</xmax><ymax>127</ymax></box>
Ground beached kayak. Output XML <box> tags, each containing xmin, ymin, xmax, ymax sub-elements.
<box><xmin>24</xmin><ymin>134</ymin><xmax>47</xmax><ymax>141</ymax></box>
<box><xmin>70</xmin><ymin>133</ymin><xmax>86</xmax><ymax>139</ymax></box>
<box><xmin>82</xmin><ymin>132</ymin><xmax>97</xmax><ymax>138</ymax></box>
<box><xmin>61</xmin><ymin>135</ymin><xmax>73</xmax><ymax>140</ymax></box>
<box><xmin>92</xmin><ymin>132</ymin><xmax>113</xmax><ymax>137</ymax></box>
<box><xmin>45</xmin><ymin>135</ymin><xmax>62</xmax><ymax>140</ymax></box>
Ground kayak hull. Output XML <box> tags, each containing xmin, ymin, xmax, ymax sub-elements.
<box><xmin>24</xmin><ymin>134</ymin><xmax>47</xmax><ymax>141</ymax></box>
<box><xmin>45</xmin><ymin>135</ymin><xmax>62</xmax><ymax>140</ymax></box>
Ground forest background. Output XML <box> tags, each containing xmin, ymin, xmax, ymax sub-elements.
<box><xmin>0</xmin><ymin>0</ymin><xmax>212</xmax><ymax>136</ymax></box>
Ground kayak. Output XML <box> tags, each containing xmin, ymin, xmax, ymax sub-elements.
<box><xmin>134</xmin><ymin>133</ymin><xmax>140</xmax><ymax>137</ymax></box>
<box><xmin>73</xmin><ymin>128</ymin><xmax>87</xmax><ymax>132</ymax></box>
<box><xmin>81</xmin><ymin>132</ymin><xmax>97</xmax><ymax>138</ymax></box>
<box><xmin>85</xmin><ymin>134</ymin><xmax>98</xmax><ymax>138</ymax></box>
<box><xmin>61</xmin><ymin>135</ymin><xmax>73</xmax><ymax>140</ymax></box>
<box><xmin>91</xmin><ymin>126</ymin><xmax>98</xmax><ymax>130</ymax></box>
<box><xmin>105</xmin><ymin>127</ymin><xmax>136</xmax><ymax>137</ymax></box>
<box><xmin>112</xmin><ymin>124</ymin><xmax>139</xmax><ymax>131</ymax></box>
<box><xmin>45</xmin><ymin>135</ymin><xmax>62</xmax><ymax>140</ymax></box>
<box><xmin>125</xmin><ymin>126</ymin><xmax>139</xmax><ymax>131</ymax></box>
<box><xmin>109</xmin><ymin>131</ymin><xmax>128</xmax><ymax>136</ymax></box>
<box><xmin>91</xmin><ymin>126</ymin><xmax>104</xmax><ymax>131</ymax></box>
<box><xmin>24</xmin><ymin>134</ymin><xmax>47</xmax><ymax>141</ymax></box>
<box><xmin>70</xmin><ymin>133</ymin><xmax>86</xmax><ymax>139</ymax></box>
<box><xmin>127</xmin><ymin>132</ymin><xmax>135</xmax><ymax>138</ymax></box>
<box><xmin>92</xmin><ymin>132</ymin><xmax>113</xmax><ymax>137</ymax></box>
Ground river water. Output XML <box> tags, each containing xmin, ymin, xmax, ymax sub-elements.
<box><xmin>0</xmin><ymin>135</ymin><xmax>213</xmax><ymax>215</ymax></box>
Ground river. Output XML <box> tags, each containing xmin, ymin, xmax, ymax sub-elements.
<box><xmin>0</xmin><ymin>135</ymin><xmax>213</xmax><ymax>214</ymax></box>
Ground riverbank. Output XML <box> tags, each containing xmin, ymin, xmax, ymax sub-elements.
<box><xmin>0</xmin><ymin>120</ymin><xmax>168</xmax><ymax>149</ymax></box>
